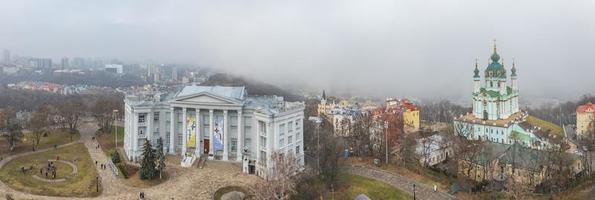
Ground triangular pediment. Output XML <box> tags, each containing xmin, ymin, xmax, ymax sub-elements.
<box><xmin>172</xmin><ymin>92</ymin><xmax>242</xmax><ymax>105</ymax></box>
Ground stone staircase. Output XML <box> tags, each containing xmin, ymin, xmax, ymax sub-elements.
<box><xmin>181</xmin><ymin>154</ymin><xmax>196</xmax><ymax>167</ymax></box>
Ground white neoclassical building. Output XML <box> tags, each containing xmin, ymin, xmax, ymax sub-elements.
<box><xmin>123</xmin><ymin>85</ymin><xmax>305</xmax><ymax>178</ymax></box>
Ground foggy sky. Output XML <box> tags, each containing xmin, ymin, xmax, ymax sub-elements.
<box><xmin>1</xmin><ymin>0</ymin><xmax>594</xmax><ymax>101</ymax></box>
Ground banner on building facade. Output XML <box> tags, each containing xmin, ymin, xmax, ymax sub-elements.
<box><xmin>213</xmin><ymin>116</ymin><xmax>224</xmax><ymax>151</ymax></box>
<box><xmin>186</xmin><ymin>115</ymin><xmax>197</xmax><ymax>148</ymax></box>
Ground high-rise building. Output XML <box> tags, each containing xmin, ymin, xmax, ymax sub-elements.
<box><xmin>73</xmin><ymin>57</ymin><xmax>85</xmax><ymax>68</ymax></box>
<box><xmin>61</xmin><ymin>57</ymin><xmax>69</xmax><ymax>69</ymax></box>
<box><xmin>105</xmin><ymin>64</ymin><xmax>124</xmax><ymax>74</ymax></box>
<box><xmin>32</xmin><ymin>58</ymin><xmax>52</xmax><ymax>71</ymax></box>
<box><xmin>3</xmin><ymin>49</ymin><xmax>10</xmax><ymax>64</ymax></box>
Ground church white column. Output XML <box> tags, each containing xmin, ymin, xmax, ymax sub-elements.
<box><xmin>195</xmin><ymin>108</ymin><xmax>201</xmax><ymax>157</ymax></box>
<box><xmin>133</xmin><ymin>113</ymin><xmax>139</xmax><ymax>159</ymax></box>
<box><xmin>182</xmin><ymin>107</ymin><xmax>187</xmax><ymax>155</ymax></box>
<box><xmin>169</xmin><ymin>107</ymin><xmax>175</xmax><ymax>154</ymax></box>
<box><xmin>236</xmin><ymin>110</ymin><xmax>243</xmax><ymax>161</ymax></box>
<box><xmin>223</xmin><ymin>110</ymin><xmax>229</xmax><ymax>160</ymax></box>
<box><xmin>266</xmin><ymin>121</ymin><xmax>273</xmax><ymax>174</ymax></box>
<box><xmin>147</xmin><ymin>110</ymin><xmax>153</xmax><ymax>143</ymax></box>
<box><xmin>256</xmin><ymin>121</ymin><xmax>261</xmax><ymax>167</ymax></box>
<box><xmin>209</xmin><ymin>109</ymin><xmax>214</xmax><ymax>158</ymax></box>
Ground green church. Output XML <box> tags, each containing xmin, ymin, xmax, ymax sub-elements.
<box><xmin>454</xmin><ymin>43</ymin><xmax>555</xmax><ymax>150</ymax></box>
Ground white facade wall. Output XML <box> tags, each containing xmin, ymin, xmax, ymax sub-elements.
<box><xmin>123</xmin><ymin>95</ymin><xmax>304</xmax><ymax>179</ymax></box>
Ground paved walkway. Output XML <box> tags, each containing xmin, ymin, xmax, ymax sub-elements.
<box><xmin>0</xmin><ymin>122</ymin><xmax>260</xmax><ymax>199</ymax></box>
<box><xmin>341</xmin><ymin>165</ymin><xmax>458</xmax><ymax>200</ymax></box>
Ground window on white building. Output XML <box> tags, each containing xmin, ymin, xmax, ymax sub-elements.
<box><xmin>279</xmin><ymin>124</ymin><xmax>285</xmax><ymax>137</ymax></box>
<box><xmin>139</xmin><ymin>115</ymin><xmax>146</xmax><ymax>123</ymax></box>
<box><xmin>154</xmin><ymin>112</ymin><xmax>159</xmax><ymax>121</ymax></box>
<box><xmin>288</xmin><ymin>122</ymin><xmax>293</xmax><ymax>132</ymax></box>
<box><xmin>296</xmin><ymin>145</ymin><xmax>300</xmax><ymax>154</ymax></box>
<box><xmin>279</xmin><ymin>138</ymin><xmax>285</xmax><ymax>147</ymax></box>
<box><xmin>288</xmin><ymin>135</ymin><xmax>293</xmax><ymax>144</ymax></box>
<box><xmin>231</xmin><ymin>139</ymin><xmax>237</xmax><ymax>152</ymax></box>
<box><xmin>260</xmin><ymin>136</ymin><xmax>266</xmax><ymax>150</ymax></box>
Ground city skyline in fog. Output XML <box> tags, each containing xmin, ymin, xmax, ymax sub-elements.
<box><xmin>1</xmin><ymin>0</ymin><xmax>594</xmax><ymax>102</ymax></box>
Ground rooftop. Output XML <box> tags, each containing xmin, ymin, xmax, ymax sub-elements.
<box><xmin>454</xmin><ymin>111</ymin><xmax>526</xmax><ymax>127</ymax></box>
<box><xmin>175</xmin><ymin>85</ymin><xmax>246</xmax><ymax>100</ymax></box>
<box><xmin>577</xmin><ymin>102</ymin><xmax>595</xmax><ymax>113</ymax></box>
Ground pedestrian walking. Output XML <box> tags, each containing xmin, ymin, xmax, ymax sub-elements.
<box><xmin>433</xmin><ymin>185</ymin><xmax>437</xmax><ymax>192</ymax></box>
<box><xmin>95</xmin><ymin>160</ymin><xmax>98</xmax><ymax>166</ymax></box>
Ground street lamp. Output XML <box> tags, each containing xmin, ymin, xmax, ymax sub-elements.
<box><xmin>113</xmin><ymin>110</ymin><xmax>119</xmax><ymax>150</ymax></box>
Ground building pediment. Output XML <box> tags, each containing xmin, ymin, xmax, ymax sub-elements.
<box><xmin>171</xmin><ymin>92</ymin><xmax>243</xmax><ymax>106</ymax></box>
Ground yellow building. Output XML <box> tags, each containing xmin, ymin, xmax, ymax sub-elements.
<box><xmin>576</xmin><ymin>102</ymin><xmax>595</xmax><ymax>138</ymax></box>
<box><xmin>403</xmin><ymin>109</ymin><xmax>420</xmax><ymax>133</ymax></box>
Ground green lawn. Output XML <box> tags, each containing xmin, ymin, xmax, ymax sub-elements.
<box><xmin>333</xmin><ymin>173</ymin><xmax>411</xmax><ymax>200</ymax></box>
<box><xmin>96</xmin><ymin>126</ymin><xmax>168</xmax><ymax>188</ymax></box>
<box><xmin>0</xmin><ymin>128</ymin><xmax>81</xmax><ymax>156</ymax></box>
<box><xmin>526</xmin><ymin>115</ymin><xmax>564</xmax><ymax>137</ymax></box>
<box><xmin>0</xmin><ymin>143</ymin><xmax>101</xmax><ymax>197</ymax></box>
<box><xmin>96</xmin><ymin>126</ymin><xmax>124</xmax><ymax>157</ymax></box>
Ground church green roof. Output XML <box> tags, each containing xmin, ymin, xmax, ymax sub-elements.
<box><xmin>484</xmin><ymin>43</ymin><xmax>507</xmax><ymax>78</ymax></box>
<box><xmin>473</xmin><ymin>64</ymin><xmax>480</xmax><ymax>78</ymax></box>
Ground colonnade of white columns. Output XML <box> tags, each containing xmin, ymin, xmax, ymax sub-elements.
<box><xmin>169</xmin><ymin>106</ymin><xmax>243</xmax><ymax>161</ymax></box>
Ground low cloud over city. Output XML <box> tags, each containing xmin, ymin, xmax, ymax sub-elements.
<box><xmin>1</xmin><ymin>0</ymin><xmax>594</xmax><ymax>100</ymax></box>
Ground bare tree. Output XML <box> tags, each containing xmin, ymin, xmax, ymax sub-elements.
<box><xmin>56</xmin><ymin>98</ymin><xmax>84</xmax><ymax>141</ymax></box>
<box><xmin>92</xmin><ymin>99</ymin><xmax>120</xmax><ymax>134</ymax></box>
<box><xmin>349</xmin><ymin>114</ymin><xmax>374</xmax><ymax>157</ymax></box>
<box><xmin>319</xmin><ymin>130</ymin><xmax>341</xmax><ymax>187</ymax></box>
<box><xmin>29</xmin><ymin>107</ymin><xmax>50</xmax><ymax>148</ymax></box>
<box><xmin>0</xmin><ymin>108</ymin><xmax>23</xmax><ymax>151</ymax></box>
<box><xmin>537</xmin><ymin>143</ymin><xmax>575</xmax><ymax>193</ymax></box>
<box><xmin>252</xmin><ymin>152</ymin><xmax>301</xmax><ymax>200</ymax></box>
<box><xmin>506</xmin><ymin>176</ymin><xmax>530</xmax><ymax>200</ymax></box>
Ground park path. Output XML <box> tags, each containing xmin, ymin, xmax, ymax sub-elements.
<box><xmin>78</xmin><ymin>122</ymin><xmax>140</xmax><ymax>199</ymax></box>
<box><xmin>0</xmin><ymin>121</ymin><xmax>259</xmax><ymax>200</ymax></box>
<box><xmin>341</xmin><ymin>165</ymin><xmax>458</xmax><ymax>200</ymax></box>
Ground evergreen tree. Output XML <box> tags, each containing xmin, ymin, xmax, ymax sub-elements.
<box><xmin>155</xmin><ymin>137</ymin><xmax>166</xmax><ymax>179</ymax></box>
<box><xmin>139</xmin><ymin>139</ymin><xmax>156</xmax><ymax>180</ymax></box>
<box><xmin>111</xmin><ymin>150</ymin><xmax>121</xmax><ymax>164</ymax></box>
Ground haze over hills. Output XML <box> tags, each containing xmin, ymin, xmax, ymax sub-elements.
<box><xmin>1</xmin><ymin>0</ymin><xmax>594</xmax><ymax>102</ymax></box>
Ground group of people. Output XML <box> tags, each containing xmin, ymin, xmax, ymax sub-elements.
<box><xmin>40</xmin><ymin>161</ymin><xmax>58</xmax><ymax>179</ymax></box>
<box><xmin>96</xmin><ymin>160</ymin><xmax>109</xmax><ymax>170</ymax></box>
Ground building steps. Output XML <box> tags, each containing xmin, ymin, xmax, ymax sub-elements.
<box><xmin>180</xmin><ymin>155</ymin><xmax>196</xmax><ymax>167</ymax></box>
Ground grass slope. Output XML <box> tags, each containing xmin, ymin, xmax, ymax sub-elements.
<box><xmin>0</xmin><ymin>128</ymin><xmax>81</xmax><ymax>156</ymax></box>
<box><xmin>526</xmin><ymin>115</ymin><xmax>564</xmax><ymax>137</ymax></box>
<box><xmin>334</xmin><ymin>173</ymin><xmax>411</xmax><ymax>200</ymax></box>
